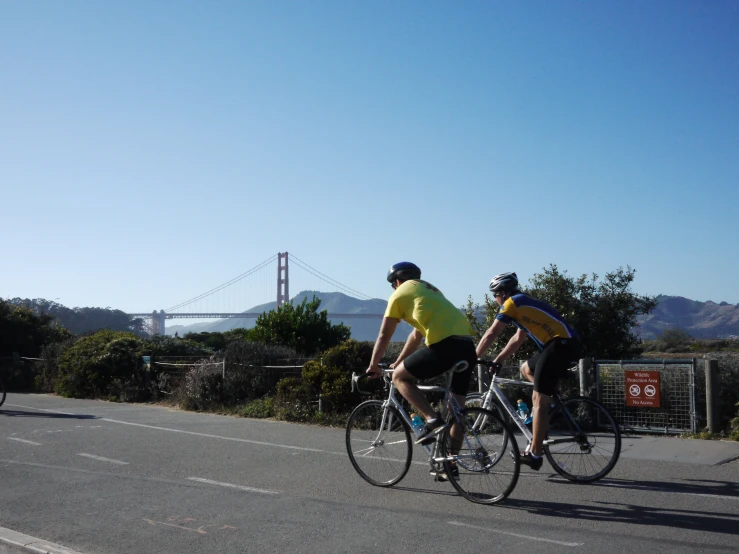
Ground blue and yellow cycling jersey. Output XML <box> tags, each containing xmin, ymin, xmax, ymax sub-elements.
<box><xmin>495</xmin><ymin>294</ymin><xmax>578</xmax><ymax>350</ymax></box>
<box><xmin>385</xmin><ymin>280</ymin><xmax>473</xmax><ymax>345</ymax></box>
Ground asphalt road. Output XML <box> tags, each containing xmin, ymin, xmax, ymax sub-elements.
<box><xmin>1</xmin><ymin>394</ymin><xmax>737</xmax><ymax>554</ymax></box>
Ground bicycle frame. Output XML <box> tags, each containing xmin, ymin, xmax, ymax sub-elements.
<box><xmin>476</xmin><ymin>367</ymin><xmax>535</xmax><ymax>444</ymax></box>
<box><xmin>367</xmin><ymin>368</ymin><xmax>476</xmax><ymax>468</ymax></box>
<box><xmin>475</xmin><ymin>363</ymin><xmax>585</xmax><ymax>450</ymax></box>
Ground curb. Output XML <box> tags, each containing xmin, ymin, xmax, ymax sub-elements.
<box><xmin>0</xmin><ymin>526</ymin><xmax>86</xmax><ymax>554</ymax></box>
<box><xmin>716</xmin><ymin>453</ymin><xmax>739</xmax><ymax>465</ymax></box>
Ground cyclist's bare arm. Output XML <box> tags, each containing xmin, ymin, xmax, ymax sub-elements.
<box><xmin>368</xmin><ymin>317</ymin><xmax>400</xmax><ymax>376</ymax></box>
<box><xmin>476</xmin><ymin>319</ymin><xmax>508</xmax><ymax>357</ymax></box>
<box><xmin>392</xmin><ymin>328</ymin><xmax>423</xmax><ymax>367</ymax></box>
<box><xmin>493</xmin><ymin>328</ymin><xmax>528</xmax><ymax>364</ymax></box>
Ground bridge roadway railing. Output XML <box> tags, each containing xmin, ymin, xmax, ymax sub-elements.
<box><xmin>127</xmin><ymin>312</ymin><xmax>383</xmax><ymax>319</ymax></box>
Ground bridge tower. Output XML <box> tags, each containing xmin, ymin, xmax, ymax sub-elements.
<box><xmin>151</xmin><ymin>310</ymin><xmax>166</xmax><ymax>335</ymax></box>
<box><xmin>277</xmin><ymin>252</ymin><xmax>289</xmax><ymax>307</ymax></box>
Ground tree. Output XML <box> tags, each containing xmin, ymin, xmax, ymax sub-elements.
<box><xmin>6</xmin><ymin>298</ymin><xmax>145</xmax><ymax>335</ymax></box>
<box><xmin>0</xmin><ymin>299</ymin><xmax>71</xmax><ymax>357</ymax></box>
<box><xmin>659</xmin><ymin>328</ymin><xmax>693</xmax><ymax>349</ymax></box>
<box><xmin>247</xmin><ymin>296</ymin><xmax>351</xmax><ymax>356</ymax></box>
<box><xmin>464</xmin><ymin>265</ymin><xmax>657</xmax><ymax>360</ymax></box>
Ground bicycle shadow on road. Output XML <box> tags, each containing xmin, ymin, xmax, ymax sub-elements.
<box><xmin>504</xmin><ymin>496</ymin><xmax>739</xmax><ymax>537</ymax></box>
<box><xmin>548</xmin><ymin>476</ymin><xmax>739</xmax><ymax>503</ymax></box>
<box><xmin>0</xmin><ymin>409</ymin><xmax>97</xmax><ymax>420</ymax></box>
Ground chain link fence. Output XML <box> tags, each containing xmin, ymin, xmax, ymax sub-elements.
<box><xmin>595</xmin><ymin>359</ymin><xmax>696</xmax><ymax>434</ymax></box>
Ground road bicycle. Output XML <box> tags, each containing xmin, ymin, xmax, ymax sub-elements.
<box><xmin>346</xmin><ymin>362</ymin><xmax>520</xmax><ymax>505</ymax></box>
<box><xmin>468</xmin><ymin>360</ymin><xmax>621</xmax><ymax>482</ymax></box>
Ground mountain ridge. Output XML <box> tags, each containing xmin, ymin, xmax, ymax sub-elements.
<box><xmin>165</xmin><ymin>292</ymin><xmax>739</xmax><ymax>340</ymax></box>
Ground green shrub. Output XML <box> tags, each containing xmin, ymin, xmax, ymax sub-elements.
<box><xmin>56</xmin><ymin>330</ymin><xmax>147</xmax><ymax>400</ymax></box>
<box><xmin>272</xmin><ymin>340</ymin><xmax>373</xmax><ymax>422</ymax></box>
<box><xmin>272</xmin><ymin>377</ymin><xmax>315</xmax><ymax>421</ymax></box>
<box><xmin>238</xmin><ymin>397</ymin><xmax>274</xmax><ymax>419</ymax></box>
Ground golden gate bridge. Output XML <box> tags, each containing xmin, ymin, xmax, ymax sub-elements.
<box><xmin>128</xmin><ymin>252</ymin><xmax>383</xmax><ymax>334</ymax></box>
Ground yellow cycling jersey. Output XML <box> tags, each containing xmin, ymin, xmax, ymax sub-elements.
<box><xmin>384</xmin><ymin>279</ymin><xmax>472</xmax><ymax>345</ymax></box>
<box><xmin>496</xmin><ymin>294</ymin><xmax>578</xmax><ymax>350</ymax></box>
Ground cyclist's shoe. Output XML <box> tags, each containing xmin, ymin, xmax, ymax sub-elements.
<box><xmin>520</xmin><ymin>451</ymin><xmax>543</xmax><ymax>471</ymax></box>
<box><xmin>431</xmin><ymin>466</ymin><xmax>460</xmax><ymax>482</ymax></box>
<box><xmin>415</xmin><ymin>416</ymin><xmax>449</xmax><ymax>446</ymax></box>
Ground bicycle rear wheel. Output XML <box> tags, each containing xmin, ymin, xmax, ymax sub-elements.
<box><xmin>346</xmin><ymin>400</ymin><xmax>412</xmax><ymax>487</ymax></box>
<box><xmin>544</xmin><ymin>397</ymin><xmax>621</xmax><ymax>482</ymax></box>
<box><xmin>442</xmin><ymin>407</ymin><xmax>520</xmax><ymax>504</ymax></box>
<box><xmin>0</xmin><ymin>378</ymin><xmax>5</xmax><ymax>408</ymax></box>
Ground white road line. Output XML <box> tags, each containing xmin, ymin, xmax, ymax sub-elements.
<box><xmin>448</xmin><ymin>521</ymin><xmax>584</xmax><ymax>547</ymax></box>
<box><xmin>101</xmin><ymin>418</ymin><xmax>327</xmax><ymax>453</ymax></box>
<box><xmin>7</xmin><ymin>437</ymin><xmax>42</xmax><ymax>446</ymax></box>
<box><xmin>78</xmin><ymin>453</ymin><xmax>129</xmax><ymax>465</ymax></box>
<box><xmin>6</xmin><ymin>403</ymin><xmax>77</xmax><ymax>415</ymax></box>
<box><xmin>187</xmin><ymin>477</ymin><xmax>279</xmax><ymax>495</ymax></box>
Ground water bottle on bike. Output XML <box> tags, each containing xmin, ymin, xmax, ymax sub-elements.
<box><xmin>517</xmin><ymin>399</ymin><xmax>533</xmax><ymax>425</ymax></box>
<box><xmin>410</xmin><ymin>413</ymin><xmax>425</xmax><ymax>437</ymax></box>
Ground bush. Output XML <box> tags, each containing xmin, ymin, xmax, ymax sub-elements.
<box><xmin>168</xmin><ymin>342</ymin><xmax>303</xmax><ymax>411</ymax></box>
<box><xmin>180</xmin><ymin>362</ymin><xmax>226</xmax><ymax>411</ymax></box>
<box><xmin>273</xmin><ymin>340</ymin><xmax>373</xmax><ymax>422</ymax></box>
<box><xmin>56</xmin><ymin>330</ymin><xmax>148</xmax><ymax>401</ymax></box>
<box><xmin>238</xmin><ymin>397</ymin><xmax>274</xmax><ymax>419</ymax></box>
<box><xmin>35</xmin><ymin>339</ymin><xmax>75</xmax><ymax>392</ymax></box>
<box><xmin>272</xmin><ymin>377</ymin><xmax>316</xmax><ymax>421</ymax></box>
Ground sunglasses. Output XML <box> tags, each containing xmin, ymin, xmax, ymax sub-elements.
<box><xmin>493</xmin><ymin>291</ymin><xmax>505</xmax><ymax>298</ymax></box>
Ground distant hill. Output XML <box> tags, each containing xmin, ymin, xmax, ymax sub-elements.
<box><xmin>636</xmin><ymin>295</ymin><xmax>739</xmax><ymax>339</ymax></box>
<box><xmin>166</xmin><ymin>291</ymin><xmax>414</xmax><ymax>341</ymax></box>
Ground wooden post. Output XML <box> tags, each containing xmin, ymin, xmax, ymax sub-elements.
<box><xmin>705</xmin><ymin>359</ymin><xmax>720</xmax><ymax>433</ymax></box>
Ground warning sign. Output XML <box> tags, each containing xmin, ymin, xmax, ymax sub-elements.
<box><xmin>625</xmin><ymin>371</ymin><xmax>661</xmax><ymax>408</ymax></box>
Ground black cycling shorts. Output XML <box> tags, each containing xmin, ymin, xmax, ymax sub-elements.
<box><xmin>527</xmin><ymin>337</ymin><xmax>581</xmax><ymax>396</ymax></box>
<box><xmin>403</xmin><ymin>335</ymin><xmax>476</xmax><ymax>396</ymax></box>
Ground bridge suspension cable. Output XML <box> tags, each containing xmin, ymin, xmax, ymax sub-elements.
<box><xmin>165</xmin><ymin>254</ymin><xmax>278</xmax><ymax>312</ymax></box>
<box><xmin>289</xmin><ymin>254</ymin><xmax>373</xmax><ymax>301</ymax></box>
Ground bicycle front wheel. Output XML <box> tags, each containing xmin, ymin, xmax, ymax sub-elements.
<box><xmin>544</xmin><ymin>397</ymin><xmax>621</xmax><ymax>482</ymax></box>
<box><xmin>442</xmin><ymin>407</ymin><xmax>520</xmax><ymax>505</ymax></box>
<box><xmin>0</xmin><ymin>378</ymin><xmax>5</xmax><ymax>408</ymax></box>
<box><xmin>346</xmin><ymin>400</ymin><xmax>412</xmax><ymax>487</ymax></box>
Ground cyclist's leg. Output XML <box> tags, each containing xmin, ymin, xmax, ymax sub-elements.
<box><xmin>447</xmin><ymin>341</ymin><xmax>476</xmax><ymax>458</ymax></box>
<box><xmin>446</xmin><ymin>392</ymin><xmax>467</xmax><ymax>457</ymax></box>
<box><xmin>391</xmin><ymin>364</ymin><xmax>436</xmax><ymax>420</ymax></box>
<box><xmin>530</xmin><ymin>343</ymin><xmax>560</xmax><ymax>456</ymax></box>
<box><xmin>530</xmin><ymin>338</ymin><xmax>580</xmax><ymax>456</ymax></box>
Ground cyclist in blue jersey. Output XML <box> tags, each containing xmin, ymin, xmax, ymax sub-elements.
<box><xmin>476</xmin><ymin>272</ymin><xmax>581</xmax><ymax>470</ymax></box>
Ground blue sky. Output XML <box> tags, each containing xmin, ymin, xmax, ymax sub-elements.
<box><xmin>1</xmin><ymin>1</ymin><xmax>737</xmax><ymax>317</ymax></box>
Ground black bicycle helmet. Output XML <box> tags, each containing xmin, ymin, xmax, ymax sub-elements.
<box><xmin>489</xmin><ymin>272</ymin><xmax>519</xmax><ymax>293</ymax></box>
<box><xmin>387</xmin><ymin>262</ymin><xmax>421</xmax><ymax>283</ymax></box>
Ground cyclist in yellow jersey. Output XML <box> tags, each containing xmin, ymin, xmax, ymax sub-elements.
<box><xmin>476</xmin><ymin>272</ymin><xmax>581</xmax><ymax>471</ymax></box>
<box><xmin>367</xmin><ymin>262</ymin><xmax>477</xmax><ymax>453</ymax></box>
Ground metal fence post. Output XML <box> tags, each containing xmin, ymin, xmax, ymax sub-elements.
<box><xmin>579</xmin><ymin>357</ymin><xmax>592</xmax><ymax>397</ymax></box>
<box><xmin>705</xmin><ymin>358</ymin><xmax>720</xmax><ymax>433</ymax></box>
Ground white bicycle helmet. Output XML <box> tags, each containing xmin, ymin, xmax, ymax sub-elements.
<box><xmin>489</xmin><ymin>272</ymin><xmax>519</xmax><ymax>293</ymax></box>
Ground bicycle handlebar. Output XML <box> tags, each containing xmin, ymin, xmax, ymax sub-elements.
<box><xmin>350</xmin><ymin>363</ymin><xmax>393</xmax><ymax>395</ymax></box>
<box><xmin>477</xmin><ymin>359</ymin><xmax>503</xmax><ymax>373</ymax></box>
